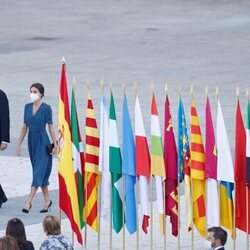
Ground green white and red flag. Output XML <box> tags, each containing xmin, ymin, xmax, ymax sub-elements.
<box><xmin>135</xmin><ymin>94</ymin><xmax>151</xmax><ymax>234</ymax></box>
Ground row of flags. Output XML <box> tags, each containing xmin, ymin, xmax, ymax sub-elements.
<box><xmin>57</xmin><ymin>61</ymin><xmax>250</xmax><ymax>245</ymax></box>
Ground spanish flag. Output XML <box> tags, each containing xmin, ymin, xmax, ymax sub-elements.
<box><xmin>57</xmin><ymin>60</ymin><xmax>83</xmax><ymax>244</ymax></box>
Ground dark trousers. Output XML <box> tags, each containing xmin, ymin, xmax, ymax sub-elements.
<box><xmin>0</xmin><ymin>184</ymin><xmax>7</xmax><ymax>207</ymax></box>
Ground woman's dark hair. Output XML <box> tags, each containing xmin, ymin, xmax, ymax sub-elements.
<box><xmin>30</xmin><ymin>82</ymin><xmax>45</xmax><ymax>97</ymax></box>
<box><xmin>6</xmin><ymin>218</ymin><xmax>27</xmax><ymax>244</ymax></box>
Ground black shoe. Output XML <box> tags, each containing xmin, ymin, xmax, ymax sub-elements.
<box><xmin>0</xmin><ymin>196</ymin><xmax>7</xmax><ymax>208</ymax></box>
<box><xmin>40</xmin><ymin>200</ymin><xmax>52</xmax><ymax>213</ymax></box>
<box><xmin>22</xmin><ymin>204</ymin><xmax>32</xmax><ymax>214</ymax></box>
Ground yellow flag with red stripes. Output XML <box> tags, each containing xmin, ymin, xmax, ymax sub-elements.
<box><xmin>85</xmin><ymin>91</ymin><xmax>100</xmax><ymax>232</ymax></box>
<box><xmin>190</xmin><ymin>98</ymin><xmax>206</xmax><ymax>237</ymax></box>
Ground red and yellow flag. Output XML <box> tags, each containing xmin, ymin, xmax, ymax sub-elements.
<box><xmin>57</xmin><ymin>61</ymin><xmax>83</xmax><ymax>244</ymax></box>
<box><xmin>190</xmin><ymin>98</ymin><xmax>206</xmax><ymax>237</ymax></box>
<box><xmin>85</xmin><ymin>91</ymin><xmax>100</xmax><ymax>232</ymax></box>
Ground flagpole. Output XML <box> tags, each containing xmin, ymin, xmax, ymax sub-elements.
<box><xmin>246</xmin><ymin>88</ymin><xmax>250</xmax><ymax>250</ymax></box>
<box><xmin>215</xmin><ymin>86</ymin><xmax>221</xmax><ymax>241</ymax></box>
<box><xmin>109</xmin><ymin>82</ymin><xmax>113</xmax><ymax>250</ymax></box>
<box><xmin>177</xmin><ymin>86</ymin><xmax>181</xmax><ymax>250</ymax></box>
<box><xmin>150</xmin><ymin>175</ymin><xmax>153</xmax><ymax>250</ymax></box>
<box><xmin>58</xmin><ymin>56</ymin><xmax>64</xmax><ymax>240</ymax></box>
<box><xmin>84</xmin><ymin>80</ymin><xmax>91</xmax><ymax>248</ymax></box>
<box><xmin>177</xmin><ymin>175</ymin><xmax>181</xmax><ymax>250</ymax></box>
<box><xmin>122</xmin><ymin>173</ymin><xmax>125</xmax><ymax>250</ymax></box>
<box><xmin>150</xmin><ymin>83</ymin><xmax>154</xmax><ymax>250</ymax></box>
<box><xmin>246</xmin><ymin>184</ymin><xmax>249</xmax><ymax>250</ymax></box>
<box><xmin>136</xmin><ymin>176</ymin><xmax>139</xmax><ymax>250</ymax></box>
<box><xmin>97</xmin><ymin>174</ymin><xmax>102</xmax><ymax>250</ymax></box>
<box><xmin>205</xmin><ymin>85</ymin><xmax>208</xmax><ymax>237</ymax></box>
<box><xmin>190</xmin><ymin>86</ymin><xmax>194</xmax><ymax>250</ymax></box>
<box><xmin>72</xmin><ymin>231</ymin><xmax>75</xmax><ymax>248</ymax></box>
<box><xmin>98</xmin><ymin>80</ymin><xmax>104</xmax><ymax>250</ymax></box>
<box><xmin>72</xmin><ymin>76</ymin><xmax>83</xmax><ymax>249</ymax></box>
<box><xmin>233</xmin><ymin>87</ymin><xmax>240</xmax><ymax>250</ymax></box>
<box><xmin>122</xmin><ymin>83</ymin><xmax>126</xmax><ymax>250</ymax></box>
<box><xmin>84</xmin><ymin>171</ymin><xmax>88</xmax><ymax>248</ymax></box>
<box><xmin>163</xmin><ymin>84</ymin><xmax>168</xmax><ymax>250</ymax></box>
<box><xmin>72</xmin><ymin>77</ymin><xmax>76</xmax><ymax>250</ymax></box>
<box><xmin>110</xmin><ymin>175</ymin><xmax>113</xmax><ymax>250</ymax></box>
<box><xmin>135</xmin><ymin>82</ymin><xmax>140</xmax><ymax>250</ymax></box>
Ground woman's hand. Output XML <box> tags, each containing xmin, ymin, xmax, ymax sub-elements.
<box><xmin>52</xmin><ymin>145</ymin><xmax>58</xmax><ymax>156</ymax></box>
<box><xmin>16</xmin><ymin>145</ymin><xmax>21</xmax><ymax>156</ymax></box>
<box><xmin>0</xmin><ymin>143</ymin><xmax>8</xmax><ymax>151</ymax></box>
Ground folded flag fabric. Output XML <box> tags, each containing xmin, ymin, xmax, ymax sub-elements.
<box><xmin>164</xmin><ymin>95</ymin><xmax>178</xmax><ymax>237</ymax></box>
<box><xmin>122</xmin><ymin>94</ymin><xmax>137</xmax><ymax>234</ymax></box>
<box><xmin>135</xmin><ymin>94</ymin><xmax>151</xmax><ymax>234</ymax></box>
<box><xmin>109</xmin><ymin>91</ymin><xmax>123</xmax><ymax>233</ymax></box>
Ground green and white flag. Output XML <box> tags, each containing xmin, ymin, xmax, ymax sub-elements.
<box><xmin>109</xmin><ymin>91</ymin><xmax>123</xmax><ymax>233</ymax></box>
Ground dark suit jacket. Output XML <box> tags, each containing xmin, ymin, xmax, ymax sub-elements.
<box><xmin>0</xmin><ymin>89</ymin><xmax>10</xmax><ymax>143</ymax></box>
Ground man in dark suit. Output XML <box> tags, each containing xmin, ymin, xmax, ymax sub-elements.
<box><xmin>207</xmin><ymin>226</ymin><xmax>228</xmax><ymax>250</ymax></box>
<box><xmin>0</xmin><ymin>89</ymin><xmax>10</xmax><ymax>208</ymax></box>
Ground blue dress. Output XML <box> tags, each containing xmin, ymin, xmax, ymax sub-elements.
<box><xmin>24</xmin><ymin>102</ymin><xmax>53</xmax><ymax>187</ymax></box>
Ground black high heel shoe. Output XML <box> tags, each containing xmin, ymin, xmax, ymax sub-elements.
<box><xmin>22</xmin><ymin>204</ymin><xmax>32</xmax><ymax>214</ymax></box>
<box><xmin>40</xmin><ymin>200</ymin><xmax>52</xmax><ymax>213</ymax></box>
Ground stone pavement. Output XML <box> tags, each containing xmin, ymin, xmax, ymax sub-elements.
<box><xmin>0</xmin><ymin>0</ymin><xmax>250</xmax><ymax>249</ymax></box>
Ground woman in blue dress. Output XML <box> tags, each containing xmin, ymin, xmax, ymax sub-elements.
<box><xmin>16</xmin><ymin>83</ymin><xmax>57</xmax><ymax>213</ymax></box>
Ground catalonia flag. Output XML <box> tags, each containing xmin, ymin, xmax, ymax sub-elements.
<box><xmin>57</xmin><ymin>61</ymin><xmax>83</xmax><ymax>244</ymax></box>
<box><xmin>190</xmin><ymin>98</ymin><xmax>206</xmax><ymax>238</ymax></box>
<box><xmin>85</xmin><ymin>91</ymin><xmax>100</xmax><ymax>232</ymax></box>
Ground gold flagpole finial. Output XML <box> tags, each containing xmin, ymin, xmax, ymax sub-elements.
<box><xmin>109</xmin><ymin>81</ymin><xmax>113</xmax><ymax>92</ymax></box>
<box><xmin>215</xmin><ymin>86</ymin><xmax>219</xmax><ymax>98</ymax></box>
<box><xmin>205</xmin><ymin>85</ymin><xmax>208</xmax><ymax>98</ymax></box>
<box><xmin>134</xmin><ymin>81</ymin><xmax>138</xmax><ymax>94</ymax></box>
<box><xmin>100</xmin><ymin>79</ymin><xmax>104</xmax><ymax>93</ymax></box>
<box><xmin>246</xmin><ymin>88</ymin><xmax>249</xmax><ymax>98</ymax></box>
<box><xmin>72</xmin><ymin>76</ymin><xmax>76</xmax><ymax>88</ymax></box>
<box><xmin>150</xmin><ymin>81</ymin><xmax>154</xmax><ymax>95</ymax></box>
<box><xmin>165</xmin><ymin>83</ymin><xmax>168</xmax><ymax>96</ymax></box>
<box><xmin>190</xmin><ymin>85</ymin><xmax>194</xmax><ymax>99</ymax></box>
<box><xmin>177</xmin><ymin>85</ymin><xmax>181</xmax><ymax>98</ymax></box>
<box><xmin>86</xmin><ymin>80</ymin><xmax>90</xmax><ymax>92</ymax></box>
<box><xmin>134</xmin><ymin>81</ymin><xmax>138</xmax><ymax>99</ymax></box>
<box><xmin>122</xmin><ymin>82</ymin><xmax>126</xmax><ymax>94</ymax></box>
<box><xmin>236</xmin><ymin>86</ymin><xmax>240</xmax><ymax>97</ymax></box>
